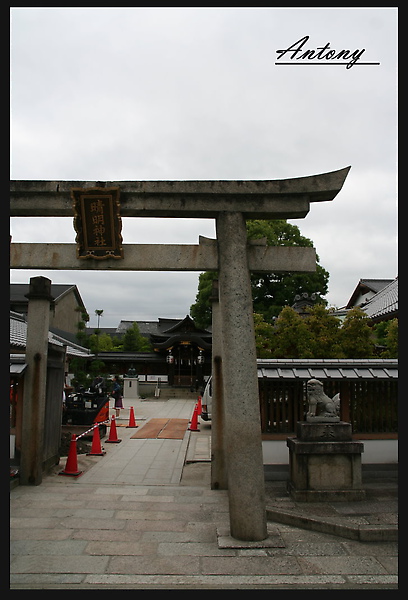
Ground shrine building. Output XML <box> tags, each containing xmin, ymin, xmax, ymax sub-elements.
<box><xmin>93</xmin><ymin>315</ymin><xmax>212</xmax><ymax>389</ymax></box>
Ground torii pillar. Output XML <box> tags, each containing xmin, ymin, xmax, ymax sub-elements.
<box><xmin>209</xmin><ymin>279</ymin><xmax>228</xmax><ymax>492</ymax></box>
<box><xmin>217</xmin><ymin>212</ymin><xmax>267</xmax><ymax>539</ymax></box>
<box><xmin>19</xmin><ymin>276</ymin><xmax>54</xmax><ymax>485</ymax></box>
<box><xmin>10</xmin><ymin>166</ymin><xmax>350</xmax><ymax>540</ymax></box>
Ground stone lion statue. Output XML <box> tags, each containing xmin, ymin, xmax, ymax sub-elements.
<box><xmin>306</xmin><ymin>379</ymin><xmax>340</xmax><ymax>422</ymax></box>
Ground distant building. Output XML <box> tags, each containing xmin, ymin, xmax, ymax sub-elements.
<box><xmin>291</xmin><ymin>292</ymin><xmax>318</xmax><ymax>317</ymax></box>
<box><xmin>333</xmin><ymin>277</ymin><xmax>398</xmax><ymax>324</ymax></box>
<box><xmin>345</xmin><ymin>278</ymin><xmax>394</xmax><ymax>310</ymax></box>
<box><xmin>10</xmin><ymin>283</ymin><xmax>87</xmax><ymax>336</ymax></box>
<box><xmin>359</xmin><ymin>277</ymin><xmax>398</xmax><ymax>323</ymax></box>
<box><xmin>95</xmin><ymin>315</ymin><xmax>212</xmax><ymax>388</ymax></box>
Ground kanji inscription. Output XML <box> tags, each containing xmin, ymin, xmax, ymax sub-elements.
<box><xmin>71</xmin><ymin>187</ymin><xmax>123</xmax><ymax>259</ymax></box>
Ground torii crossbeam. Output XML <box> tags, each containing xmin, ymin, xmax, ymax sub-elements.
<box><xmin>10</xmin><ymin>167</ymin><xmax>350</xmax><ymax>218</ymax></box>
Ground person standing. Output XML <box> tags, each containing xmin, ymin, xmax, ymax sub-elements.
<box><xmin>112</xmin><ymin>376</ymin><xmax>123</xmax><ymax>418</ymax></box>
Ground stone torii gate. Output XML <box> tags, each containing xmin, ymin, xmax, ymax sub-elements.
<box><xmin>10</xmin><ymin>167</ymin><xmax>350</xmax><ymax>541</ymax></box>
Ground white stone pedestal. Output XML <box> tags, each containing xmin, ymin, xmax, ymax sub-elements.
<box><xmin>123</xmin><ymin>377</ymin><xmax>139</xmax><ymax>400</ymax></box>
<box><xmin>287</xmin><ymin>422</ymin><xmax>365</xmax><ymax>502</ymax></box>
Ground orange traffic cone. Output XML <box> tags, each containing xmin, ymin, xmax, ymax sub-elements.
<box><xmin>106</xmin><ymin>415</ymin><xmax>122</xmax><ymax>443</ymax></box>
<box><xmin>59</xmin><ymin>435</ymin><xmax>83</xmax><ymax>477</ymax></box>
<box><xmin>197</xmin><ymin>395</ymin><xmax>202</xmax><ymax>415</ymax></box>
<box><xmin>189</xmin><ymin>404</ymin><xmax>200</xmax><ymax>432</ymax></box>
<box><xmin>126</xmin><ymin>406</ymin><xmax>138</xmax><ymax>428</ymax></box>
<box><xmin>87</xmin><ymin>425</ymin><xmax>106</xmax><ymax>456</ymax></box>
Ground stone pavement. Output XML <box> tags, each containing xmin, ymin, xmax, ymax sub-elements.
<box><xmin>10</xmin><ymin>397</ymin><xmax>398</xmax><ymax>590</ymax></box>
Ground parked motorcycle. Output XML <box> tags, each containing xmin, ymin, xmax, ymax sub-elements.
<box><xmin>62</xmin><ymin>377</ymin><xmax>109</xmax><ymax>426</ymax></box>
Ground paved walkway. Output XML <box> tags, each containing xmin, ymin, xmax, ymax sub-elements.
<box><xmin>10</xmin><ymin>397</ymin><xmax>398</xmax><ymax>589</ymax></box>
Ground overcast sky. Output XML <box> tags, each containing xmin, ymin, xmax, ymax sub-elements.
<box><xmin>10</xmin><ymin>7</ymin><xmax>397</xmax><ymax>329</ymax></box>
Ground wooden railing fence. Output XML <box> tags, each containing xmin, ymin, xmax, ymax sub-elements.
<box><xmin>259</xmin><ymin>378</ymin><xmax>397</xmax><ymax>436</ymax></box>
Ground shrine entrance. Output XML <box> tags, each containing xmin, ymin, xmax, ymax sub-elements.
<box><xmin>171</xmin><ymin>343</ymin><xmax>202</xmax><ymax>388</ymax></box>
<box><xmin>149</xmin><ymin>315</ymin><xmax>212</xmax><ymax>388</ymax></box>
<box><xmin>10</xmin><ymin>166</ymin><xmax>350</xmax><ymax>541</ymax></box>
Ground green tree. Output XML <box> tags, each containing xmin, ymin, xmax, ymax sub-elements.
<box><xmin>373</xmin><ymin>320</ymin><xmax>390</xmax><ymax>347</ymax></box>
<box><xmin>248</xmin><ymin>220</ymin><xmax>329</xmax><ymax>322</ymax></box>
<box><xmin>304</xmin><ymin>304</ymin><xmax>343</xmax><ymax>358</ymax></box>
<box><xmin>122</xmin><ymin>322</ymin><xmax>152</xmax><ymax>352</ymax></box>
<box><xmin>373</xmin><ymin>319</ymin><xmax>398</xmax><ymax>358</ymax></box>
<box><xmin>339</xmin><ymin>308</ymin><xmax>374</xmax><ymax>358</ymax></box>
<box><xmin>88</xmin><ymin>332</ymin><xmax>115</xmax><ymax>354</ymax></box>
<box><xmin>69</xmin><ymin>357</ymin><xmax>89</xmax><ymax>389</ymax></box>
<box><xmin>381</xmin><ymin>318</ymin><xmax>398</xmax><ymax>358</ymax></box>
<box><xmin>75</xmin><ymin>308</ymin><xmax>90</xmax><ymax>347</ymax></box>
<box><xmin>92</xmin><ymin>309</ymin><xmax>104</xmax><ymax>356</ymax></box>
<box><xmin>254</xmin><ymin>313</ymin><xmax>275</xmax><ymax>358</ymax></box>
<box><xmin>110</xmin><ymin>336</ymin><xmax>125</xmax><ymax>351</ymax></box>
<box><xmin>89</xmin><ymin>359</ymin><xmax>106</xmax><ymax>378</ymax></box>
<box><xmin>272</xmin><ymin>306</ymin><xmax>313</xmax><ymax>358</ymax></box>
<box><xmin>190</xmin><ymin>271</ymin><xmax>216</xmax><ymax>329</ymax></box>
<box><xmin>190</xmin><ymin>220</ymin><xmax>329</xmax><ymax>328</ymax></box>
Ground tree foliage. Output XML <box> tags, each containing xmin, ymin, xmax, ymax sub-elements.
<box><xmin>247</xmin><ymin>220</ymin><xmax>329</xmax><ymax>321</ymax></box>
<box><xmin>122</xmin><ymin>322</ymin><xmax>152</xmax><ymax>352</ymax></box>
<box><xmin>338</xmin><ymin>307</ymin><xmax>374</xmax><ymax>358</ymax></box>
<box><xmin>304</xmin><ymin>304</ymin><xmax>343</xmax><ymax>358</ymax></box>
<box><xmin>85</xmin><ymin>323</ymin><xmax>152</xmax><ymax>353</ymax></box>
<box><xmin>253</xmin><ymin>306</ymin><xmax>396</xmax><ymax>359</ymax></box>
<box><xmin>68</xmin><ymin>357</ymin><xmax>89</xmax><ymax>389</ymax></box>
<box><xmin>270</xmin><ymin>306</ymin><xmax>314</xmax><ymax>358</ymax></box>
<box><xmin>382</xmin><ymin>318</ymin><xmax>398</xmax><ymax>358</ymax></box>
<box><xmin>75</xmin><ymin>308</ymin><xmax>90</xmax><ymax>347</ymax></box>
<box><xmin>253</xmin><ymin>313</ymin><xmax>275</xmax><ymax>358</ymax></box>
<box><xmin>189</xmin><ymin>271</ymin><xmax>216</xmax><ymax>330</ymax></box>
<box><xmin>190</xmin><ymin>220</ymin><xmax>329</xmax><ymax>328</ymax></box>
<box><xmin>373</xmin><ymin>318</ymin><xmax>398</xmax><ymax>358</ymax></box>
<box><xmin>88</xmin><ymin>332</ymin><xmax>115</xmax><ymax>353</ymax></box>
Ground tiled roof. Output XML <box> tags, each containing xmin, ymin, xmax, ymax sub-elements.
<box><xmin>345</xmin><ymin>278</ymin><xmax>394</xmax><ymax>308</ymax></box>
<box><xmin>115</xmin><ymin>318</ymin><xmax>211</xmax><ymax>337</ymax></box>
<box><xmin>360</xmin><ymin>278</ymin><xmax>394</xmax><ymax>293</ymax></box>
<box><xmin>257</xmin><ymin>358</ymin><xmax>398</xmax><ymax>380</ymax></box>
<box><xmin>10</xmin><ymin>312</ymin><xmax>26</xmax><ymax>348</ymax></box>
<box><xmin>361</xmin><ymin>277</ymin><xmax>398</xmax><ymax>321</ymax></box>
<box><xmin>10</xmin><ymin>312</ymin><xmax>92</xmax><ymax>358</ymax></box>
<box><xmin>10</xmin><ymin>283</ymin><xmax>86</xmax><ymax>311</ymax></box>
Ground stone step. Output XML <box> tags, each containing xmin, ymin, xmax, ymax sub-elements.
<box><xmin>158</xmin><ymin>386</ymin><xmax>199</xmax><ymax>400</ymax></box>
